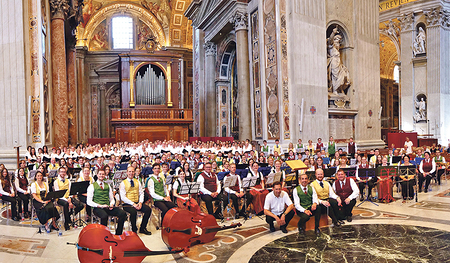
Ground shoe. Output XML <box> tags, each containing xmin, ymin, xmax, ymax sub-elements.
<box><xmin>12</xmin><ymin>217</ymin><xmax>19</xmax><ymax>222</ymax></box>
<box><xmin>338</xmin><ymin>220</ymin><xmax>345</xmax><ymax>225</ymax></box>
<box><xmin>419</xmin><ymin>189</ymin><xmax>422</xmax><ymax>193</ymax></box>
<box><xmin>64</xmin><ymin>224</ymin><xmax>70</xmax><ymax>231</ymax></box>
<box><xmin>333</xmin><ymin>221</ymin><xmax>341</xmax><ymax>227</ymax></box>
<box><xmin>235</xmin><ymin>214</ymin><xmax>240</xmax><ymax>219</ymax></box>
<box><xmin>298</xmin><ymin>228</ymin><xmax>305</xmax><ymax>235</ymax></box>
<box><xmin>360</xmin><ymin>196</ymin><xmax>364</xmax><ymax>201</ymax></box>
<box><xmin>214</xmin><ymin>213</ymin><xmax>224</xmax><ymax>220</ymax></box>
<box><xmin>347</xmin><ymin>216</ymin><xmax>352</xmax><ymax>222</ymax></box>
<box><xmin>281</xmin><ymin>227</ymin><xmax>288</xmax><ymax>234</ymax></box>
<box><xmin>424</xmin><ymin>189</ymin><xmax>428</xmax><ymax>193</ymax></box>
<box><xmin>139</xmin><ymin>229</ymin><xmax>152</xmax><ymax>235</ymax></box>
<box><xmin>315</xmin><ymin>228</ymin><xmax>321</xmax><ymax>236</ymax></box>
<box><xmin>269</xmin><ymin>226</ymin><xmax>276</xmax><ymax>232</ymax></box>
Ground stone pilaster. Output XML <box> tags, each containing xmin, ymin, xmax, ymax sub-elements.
<box><xmin>231</xmin><ymin>11</ymin><xmax>252</xmax><ymax>140</ymax></box>
<box><xmin>99</xmin><ymin>82</ymin><xmax>107</xmax><ymax>138</ymax></box>
<box><xmin>204</xmin><ymin>42</ymin><xmax>217</xmax><ymax>137</ymax></box>
<box><xmin>50</xmin><ymin>0</ymin><xmax>69</xmax><ymax>147</ymax></box>
<box><xmin>67</xmin><ymin>47</ymin><xmax>77</xmax><ymax>144</ymax></box>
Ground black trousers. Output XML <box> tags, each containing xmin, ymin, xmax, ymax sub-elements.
<box><xmin>338</xmin><ymin>199</ymin><xmax>356</xmax><ymax>220</ymax></box>
<box><xmin>201</xmin><ymin>194</ymin><xmax>223</xmax><ymax>215</ymax></box>
<box><xmin>77</xmin><ymin>195</ymin><xmax>91</xmax><ymax>217</ymax></box>
<box><xmin>358</xmin><ymin>178</ymin><xmax>377</xmax><ymax>198</ymax></box>
<box><xmin>93</xmin><ymin>207</ymin><xmax>127</xmax><ymax>235</ymax></box>
<box><xmin>1</xmin><ymin>195</ymin><xmax>18</xmax><ymax>218</ymax></box>
<box><xmin>57</xmin><ymin>198</ymin><xmax>84</xmax><ymax>226</ymax></box>
<box><xmin>297</xmin><ymin>206</ymin><xmax>321</xmax><ymax>230</ymax></box>
<box><xmin>419</xmin><ymin>173</ymin><xmax>434</xmax><ymax>191</ymax></box>
<box><xmin>222</xmin><ymin>192</ymin><xmax>252</xmax><ymax>214</ymax></box>
<box><xmin>17</xmin><ymin>192</ymin><xmax>30</xmax><ymax>214</ymax></box>
<box><xmin>122</xmin><ymin>204</ymin><xmax>152</xmax><ymax>232</ymax></box>
<box><xmin>154</xmin><ymin>200</ymin><xmax>176</xmax><ymax>220</ymax></box>
<box><xmin>319</xmin><ymin>198</ymin><xmax>339</xmax><ymax>223</ymax></box>
<box><xmin>265</xmin><ymin>210</ymin><xmax>295</xmax><ymax>229</ymax></box>
<box><xmin>401</xmin><ymin>179</ymin><xmax>415</xmax><ymax>199</ymax></box>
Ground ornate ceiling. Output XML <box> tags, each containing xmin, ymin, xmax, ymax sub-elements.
<box><xmin>379</xmin><ymin>19</ymin><xmax>400</xmax><ymax>80</ymax></box>
<box><xmin>76</xmin><ymin>0</ymin><xmax>193</xmax><ymax>50</ymax></box>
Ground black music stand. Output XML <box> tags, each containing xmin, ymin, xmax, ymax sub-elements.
<box><xmin>43</xmin><ymin>190</ymin><xmax>67</xmax><ymax>201</ymax></box>
<box><xmin>398</xmin><ymin>165</ymin><xmax>418</xmax><ymax>202</ymax></box>
<box><xmin>69</xmin><ymin>181</ymin><xmax>90</xmax><ymax>227</ymax></box>
<box><xmin>356</xmin><ymin>168</ymin><xmax>379</xmax><ymax>207</ymax></box>
<box><xmin>305</xmin><ymin>171</ymin><xmax>316</xmax><ymax>182</ymax></box>
<box><xmin>284</xmin><ymin>173</ymin><xmax>297</xmax><ymax>189</ymax></box>
<box><xmin>222</xmin><ymin>175</ymin><xmax>238</xmax><ymax>221</ymax></box>
<box><xmin>242</xmin><ymin>176</ymin><xmax>258</xmax><ymax>220</ymax></box>
<box><xmin>179</xmin><ymin>182</ymin><xmax>200</xmax><ymax>212</ymax></box>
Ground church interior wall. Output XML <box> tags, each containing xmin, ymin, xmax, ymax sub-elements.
<box><xmin>0</xmin><ymin>0</ymin><xmax>29</xmax><ymax>167</ymax></box>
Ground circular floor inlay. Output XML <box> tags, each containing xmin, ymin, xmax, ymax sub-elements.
<box><xmin>250</xmin><ymin>224</ymin><xmax>450</xmax><ymax>262</ymax></box>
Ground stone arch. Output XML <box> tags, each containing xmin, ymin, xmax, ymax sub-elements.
<box><xmin>82</xmin><ymin>3</ymin><xmax>167</xmax><ymax>49</ymax></box>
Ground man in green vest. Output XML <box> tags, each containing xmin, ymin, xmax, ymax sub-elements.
<box><xmin>147</xmin><ymin>163</ymin><xmax>176</xmax><ymax>220</ymax></box>
<box><xmin>328</xmin><ymin>136</ymin><xmax>336</xmax><ymax>156</ymax></box>
<box><xmin>87</xmin><ymin>168</ymin><xmax>127</xmax><ymax>235</ymax></box>
<box><xmin>293</xmin><ymin>174</ymin><xmax>321</xmax><ymax>236</ymax></box>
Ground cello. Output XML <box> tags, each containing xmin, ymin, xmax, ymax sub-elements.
<box><xmin>68</xmin><ymin>224</ymin><xmax>186</xmax><ymax>263</ymax></box>
<box><xmin>162</xmin><ymin>208</ymin><xmax>241</xmax><ymax>250</ymax></box>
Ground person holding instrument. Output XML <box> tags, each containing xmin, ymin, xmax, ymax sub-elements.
<box><xmin>293</xmin><ymin>174</ymin><xmax>321</xmax><ymax>236</ymax></box>
<box><xmin>76</xmin><ymin>167</ymin><xmax>93</xmax><ymax>221</ymax></box>
<box><xmin>15</xmin><ymin>167</ymin><xmax>31</xmax><ymax>219</ymax></box>
<box><xmin>172</xmin><ymin>170</ymin><xmax>201</xmax><ymax>214</ymax></box>
<box><xmin>119</xmin><ymin>166</ymin><xmax>152</xmax><ymax>235</ymax></box>
<box><xmin>399</xmin><ymin>155</ymin><xmax>416</xmax><ymax>201</ymax></box>
<box><xmin>222</xmin><ymin>163</ymin><xmax>248</xmax><ymax>219</ymax></box>
<box><xmin>0</xmin><ymin>168</ymin><xmax>19</xmax><ymax>221</ymax></box>
<box><xmin>263</xmin><ymin>181</ymin><xmax>294</xmax><ymax>233</ymax></box>
<box><xmin>31</xmin><ymin>171</ymin><xmax>60</xmax><ymax>231</ymax></box>
<box><xmin>87</xmin><ymin>168</ymin><xmax>127</xmax><ymax>235</ymax></box>
<box><xmin>247</xmin><ymin>161</ymin><xmax>268</xmax><ymax>215</ymax></box>
<box><xmin>418</xmin><ymin>151</ymin><xmax>436</xmax><ymax>193</ymax></box>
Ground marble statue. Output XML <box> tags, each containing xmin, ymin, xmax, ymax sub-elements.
<box><xmin>413</xmin><ymin>27</ymin><xmax>426</xmax><ymax>56</ymax></box>
<box><xmin>413</xmin><ymin>97</ymin><xmax>426</xmax><ymax>122</ymax></box>
<box><xmin>327</xmin><ymin>27</ymin><xmax>351</xmax><ymax>96</ymax></box>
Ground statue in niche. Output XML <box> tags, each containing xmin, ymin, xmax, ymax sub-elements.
<box><xmin>413</xmin><ymin>27</ymin><xmax>426</xmax><ymax>56</ymax></box>
<box><xmin>327</xmin><ymin>27</ymin><xmax>351</xmax><ymax>97</ymax></box>
<box><xmin>413</xmin><ymin>96</ymin><xmax>427</xmax><ymax>123</ymax></box>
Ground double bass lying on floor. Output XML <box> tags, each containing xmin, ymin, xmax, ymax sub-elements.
<box><xmin>162</xmin><ymin>208</ymin><xmax>242</xmax><ymax>250</ymax></box>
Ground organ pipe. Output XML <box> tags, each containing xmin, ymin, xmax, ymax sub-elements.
<box><xmin>135</xmin><ymin>65</ymin><xmax>166</xmax><ymax>105</ymax></box>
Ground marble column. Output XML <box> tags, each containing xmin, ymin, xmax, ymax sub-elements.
<box><xmin>232</xmin><ymin>11</ymin><xmax>252</xmax><ymax>141</ymax></box>
<box><xmin>99</xmin><ymin>82</ymin><xmax>107</xmax><ymax>138</ymax></box>
<box><xmin>50</xmin><ymin>0</ymin><xmax>69</xmax><ymax>147</ymax></box>
<box><xmin>76</xmin><ymin>46</ymin><xmax>88</xmax><ymax>142</ymax></box>
<box><xmin>67</xmin><ymin>47</ymin><xmax>77</xmax><ymax>144</ymax></box>
<box><xmin>204</xmin><ymin>42</ymin><xmax>217</xmax><ymax>137</ymax></box>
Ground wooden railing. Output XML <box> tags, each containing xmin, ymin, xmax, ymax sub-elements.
<box><xmin>111</xmin><ymin>108</ymin><xmax>193</xmax><ymax>122</ymax></box>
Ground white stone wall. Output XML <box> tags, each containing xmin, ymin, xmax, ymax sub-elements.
<box><xmin>0</xmin><ymin>0</ymin><xmax>28</xmax><ymax>168</ymax></box>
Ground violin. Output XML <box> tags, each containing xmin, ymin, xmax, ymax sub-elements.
<box><xmin>68</xmin><ymin>224</ymin><xmax>185</xmax><ymax>263</ymax></box>
<box><xmin>162</xmin><ymin>208</ymin><xmax>241</xmax><ymax>250</ymax></box>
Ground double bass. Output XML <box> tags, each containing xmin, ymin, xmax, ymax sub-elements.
<box><xmin>162</xmin><ymin>208</ymin><xmax>241</xmax><ymax>250</ymax></box>
<box><xmin>68</xmin><ymin>224</ymin><xmax>185</xmax><ymax>263</ymax></box>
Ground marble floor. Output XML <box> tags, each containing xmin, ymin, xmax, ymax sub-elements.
<box><xmin>1</xmin><ymin>181</ymin><xmax>450</xmax><ymax>263</ymax></box>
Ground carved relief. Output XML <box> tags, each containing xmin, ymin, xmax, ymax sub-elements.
<box><xmin>251</xmin><ymin>10</ymin><xmax>262</xmax><ymax>139</ymax></box>
<box><xmin>49</xmin><ymin>0</ymin><xmax>70</xmax><ymax>18</ymax></box>
<box><xmin>141</xmin><ymin>0</ymin><xmax>172</xmax><ymax>29</ymax></box>
<box><xmin>398</xmin><ymin>13</ymin><xmax>414</xmax><ymax>32</ymax></box>
<box><xmin>381</xmin><ymin>19</ymin><xmax>400</xmax><ymax>42</ymax></box>
<box><xmin>231</xmin><ymin>11</ymin><xmax>248</xmax><ymax>31</ymax></box>
<box><xmin>204</xmin><ymin>42</ymin><xmax>217</xmax><ymax>56</ymax></box>
<box><xmin>280</xmin><ymin>0</ymin><xmax>289</xmax><ymax>139</ymax></box>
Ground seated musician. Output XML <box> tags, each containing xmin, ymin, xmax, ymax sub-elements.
<box><xmin>87</xmin><ymin>168</ymin><xmax>127</xmax><ymax>235</ymax></box>
<box><xmin>223</xmin><ymin>163</ymin><xmax>251</xmax><ymax>219</ymax></box>
<box><xmin>119</xmin><ymin>166</ymin><xmax>152</xmax><ymax>235</ymax></box>
<box><xmin>15</xmin><ymin>167</ymin><xmax>31</xmax><ymax>219</ymax></box>
<box><xmin>172</xmin><ymin>171</ymin><xmax>201</xmax><ymax>214</ymax></box>
<box><xmin>369</xmin><ymin>149</ymin><xmax>380</xmax><ymax>167</ymax></box>
<box><xmin>293</xmin><ymin>174</ymin><xmax>321</xmax><ymax>236</ymax></box>
<box><xmin>356</xmin><ymin>156</ymin><xmax>376</xmax><ymax>201</ymax></box>
<box><xmin>31</xmin><ymin>171</ymin><xmax>60</xmax><ymax>231</ymax></box>
<box><xmin>271</xmin><ymin>160</ymin><xmax>286</xmax><ymax>188</ymax></box>
<box><xmin>311</xmin><ymin>169</ymin><xmax>342</xmax><ymax>227</ymax></box>
<box><xmin>418</xmin><ymin>151</ymin><xmax>436</xmax><ymax>193</ymax></box>
<box><xmin>147</xmin><ymin>163</ymin><xmax>176</xmax><ymax>219</ymax></box>
<box><xmin>197</xmin><ymin>162</ymin><xmax>223</xmax><ymax>219</ymax></box>
<box><xmin>247</xmin><ymin>161</ymin><xmax>268</xmax><ymax>215</ymax></box>
<box><xmin>399</xmin><ymin>155</ymin><xmax>416</xmax><ymax>201</ymax></box>
<box><xmin>76</xmin><ymin>167</ymin><xmax>93</xmax><ymax>221</ymax></box>
<box><xmin>332</xmin><ymin>169</ymin><xmax>359</xmax><ymax>222</ymax></box>
<box><xmin>53</xmin><ymin>166</ymin><xmax>84</xmax><ymax>230</ymax></box>
<box><xmin>48</xmin><ymin>157</ymin><xmax>60</xmax><ymax>171</ymax></box>
<box><xmin>0</xmin><ymin>168</ymin><xmax>19</xmax><ymax>221</ymax></box>
<box><xmin>315</xmin><ymin>157</ymin><xmax>328</xmax><ymax>170</ymax></box>
<box><xmin>433</xmin><ymin>151</ymin><xmax>446</xmax><ymax>185</ymax></box>
<box><xmin>263</xmin><ymin>181</ymin><xmax>295</xmax><ymax>233</ymax></box>
<box><xmin>338</xmin><ymin>157</ymin><xmax>349</xmax><ymax>169</ymax></box>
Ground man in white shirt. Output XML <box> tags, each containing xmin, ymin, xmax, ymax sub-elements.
<box><xmin>293</xmin><ymin>174</ymin><xmax>321</xmax><ymax>236</ymax></box>
<box><xmin>223</xmin><ymin>163</ymin><xmax>248</xmax><ymax>219</ymax></box>
<box><xmin>147</xmin><ymin>164</ymin><xmax>176</xmax><ymax>220</ymax></box>
<box><xmin>197</xmin><ymin>162</ymin><xmax>223</xmax><ymax>219</ymax></box>
<box><xmin>404</xmin><ymin>137</ymin><xmax>413</xmax><ymax>154</ymax></box>
<box><xmin>332</xmin><ymin>169</ymin><xmax>359</xmax><ymax>222</ymax></box>
<box><xmin>310</xmin><ymin>169</ymin><xmax>342</xmax><ymax>227</ymax></box>
<box><xmin>87</xmin><ymin>169</ymin><xmax>127</xmax><ymax>235</ymax></box>
<box><xmin>119</xmin><ymin>166</ymin><xmax>152</xmax><ymax>235</ymax></box>
<box><xmin>263</xmin><ymin>181</ymin><xmax>294</xmax><ymax>233</ymax></box>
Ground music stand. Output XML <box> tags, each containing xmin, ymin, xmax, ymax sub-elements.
<box><xmin>28</xmin><ymin>170</ymin><xmax>37</xmax><ymax>182</ymax></box>
<box><xmin>284</xmin><ymin>173</ymin><xmax>297</xmax><ymax>189</ymax></box>
<box><xmin>305</xmin><ymin>171</ymin><xmax>316</xmax><ymax>182</ymax></box>
<box><xmin>69</xmin><ymin>181</ymin><xmax>90</xmax><ymax>227</ymax></box>
<box><xmin>179</xmin><ymin>182</ymin><xmax>200</xmax><ymax>212</ymax></box>
<box><xmin>356</xmin><ymin>168</ymin><xmax>379</xmax><ymax>207</ymax></box>
<box><xmin>222</xmin><ymin>175</ymin><xmax>239</xmax><ymax>221</ymax></box>
<box><xmin>242</xmin><ymin>176</ymin><xmax>258</xmax><ymax>220</ymax></box>
<box><xmin>266</xmin><ymin>172</ymin><xmax>282</xmax><ymax>185</ymax></box>
<box><xmin>43</xmin><ymin>190</ymin><xmax>67</xmax><ymax>201</ymax></box>
<box><xmin>398</xmin><ymin>165</ymin><xmax>417</xmax><ymax>202</ymax></box>
<box><xmin>377</xmin><ymin>166</ymin><xmax>397</xmax><ymax>203</ymax></box>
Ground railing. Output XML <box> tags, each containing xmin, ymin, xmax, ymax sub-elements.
<box><xmin>111</xmin><ymin>108</ymin><xmax>193</xmax><ymax>121</ymax></box>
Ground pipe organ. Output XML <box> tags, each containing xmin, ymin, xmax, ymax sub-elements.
<box><xmin>136</xmin><ymin>64</ymin><xmax>166</xmax><ymax>105</ymax></box>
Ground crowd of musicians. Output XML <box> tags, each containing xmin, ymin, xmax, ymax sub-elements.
<box><xmin>0</xmin><ymin>136</ymin><xmax>448</xmax><ymax>237</ymax></box>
